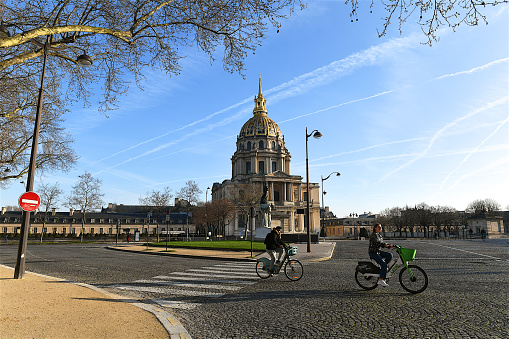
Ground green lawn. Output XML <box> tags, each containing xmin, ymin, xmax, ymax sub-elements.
<box><xmin>150</xmin><ymin>240</ymin><xmax>266</xmax><ymax>251</ymax></box>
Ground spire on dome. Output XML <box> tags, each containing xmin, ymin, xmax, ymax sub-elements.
<box><xmin>253</xmin><ymin>75</ymin><xmax>267</xmax><ymax>114</ymax></box>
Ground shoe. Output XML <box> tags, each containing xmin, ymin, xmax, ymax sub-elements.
<box><xmin>377</xmin><ymin>279</ymin><xmax>389</xmax><ymax>287</ymax></box>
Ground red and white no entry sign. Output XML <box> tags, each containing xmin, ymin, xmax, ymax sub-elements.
<box><xmin>18</xmin><ymin>191</ymin><xmax>41</xmax><ymax>212</ymax></box>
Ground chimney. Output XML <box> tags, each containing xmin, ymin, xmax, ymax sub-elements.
<box><xmin>1</xmin><ymin>207</ymin><xmax>6</xmax><ymax>215</ymax></box>
<box><xmin>69</xmin><ymin>208</ymin><xmax>74</xmax><ymax>216</ymax></box>
<box><xmin>52</xmin><ymin>208</ymin><xmax>57</xmax><ymax>215</ymax></box>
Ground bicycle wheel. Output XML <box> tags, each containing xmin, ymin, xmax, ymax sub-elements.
<box><xmin>355</xmin><ymin>271</ymin><xmax>378</xmax><ymax>290</ymax></box>
<box><xmin>399</xmin><ymin>264</ymin><xmax>428</xmax><ymax>294</ymax></box>
<box><xmin>256</xmin><ymin>261</ymin><xmax>270</xmax><ymax>279</ymax></box>
<box><xmin>284</xmin><ymin>259</ymin><xmax>303</xmax><ymax>281</ymax></box>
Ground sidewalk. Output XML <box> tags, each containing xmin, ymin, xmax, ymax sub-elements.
<box><xmin>0</xmin><ymin>242</ymin><xmax>335</xmax><ymax>339</ymax></box>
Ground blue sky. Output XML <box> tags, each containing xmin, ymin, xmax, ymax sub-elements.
<box><xmin>1</xmin><ymin>2</ymin><xmax>508</xmax><ymax>217</ymax></box>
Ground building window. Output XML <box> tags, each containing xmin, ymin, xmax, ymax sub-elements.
<box><xmin>99</xmin><ymin>228</ymin><xmax>104</xmax><ymax>234</ymax></box>
<box><xmin>272</xmin><ymin>161</ymin><xmax>277</xmax><ymax>172</ymax></box>
<box><xmin>271</xmin><ymin>141</ymin><xmax>276</xmax><ymax>149</ymax></box>
<box><xmin>90</xmin><ymin>219</ymin><xmax>95</xmax><ymax>223</ymax></box>
<box><xmin>246</xmin><ymin>161</ymin><xmax>251</xmax><ymax>174</ymax></box>
<box><xmin>258</xmin><ymin>161</ymin><xmax>264</xmax><ymax>174</ymax></box>
<box><xmin>247</xmin><ymin>141</ymin><xmax>251</xmax><ymax>150</ymax></box>
<box><xmin>259</xmin><ymin>141</ymin><xmax>264</xmax><ymax>149</ymax></box>
<box><xmin>303</xmin><ymin>192</ymin><xmax>308</xmax><ymax>201</ymax></box>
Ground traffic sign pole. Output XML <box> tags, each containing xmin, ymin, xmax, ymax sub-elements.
<box><xmin>14</xmin><ymin>38</ymin><xmax>48</xmax><ymax>279</ymax></box>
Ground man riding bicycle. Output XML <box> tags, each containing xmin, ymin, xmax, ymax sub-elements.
<box><xmin>264</xmin><ymin>226</ymin><xmax>286</xmax><ymax>274</ymax></box>
<box><xmin>368</xmin><ymin>223</ymin><xmax>395</xmax><ymax>287</ymax></box>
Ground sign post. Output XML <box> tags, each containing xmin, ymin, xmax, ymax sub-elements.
<box><xmin>14</xmin><ymin>192</ymin><xmax>41</xmax><ymax>279</ymax></box>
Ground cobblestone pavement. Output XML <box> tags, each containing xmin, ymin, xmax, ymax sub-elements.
<box><xmin>175</xmin><ymin>239</ymin><xmax>509</xmax><ymax>339</ymax></box>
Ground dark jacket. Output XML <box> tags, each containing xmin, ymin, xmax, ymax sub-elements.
<box><xmin>265</xmin><ymin>230</ymin><xmax>285</xmax><ymax>250</ymax></box>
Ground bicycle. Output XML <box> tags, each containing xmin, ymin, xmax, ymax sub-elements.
<box><xmin>355</xmin><ymin>245</ymin><xmax>428</xmax><ymax>294</ymax></box>
<box><xmin>256</xmin><ymin>245</ymin><xmax>303</xmax><ymax>281</ymax></box>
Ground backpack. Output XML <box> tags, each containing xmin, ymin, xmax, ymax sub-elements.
<box><xmin>264</xmin><ymin>232</ymin><xmax>272</xmax><ymax>245</ymax></box>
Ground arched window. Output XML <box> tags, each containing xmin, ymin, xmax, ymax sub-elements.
<box><xmin>258</xmin><ymin>161</ymin><xmax>265</xmax><ymax>174</ymax></box>
<box><xmin>247</xmin><ymin>141</ymin><xmax>251</xmax><ymax>150</ymax></box>
<box><xmin>271</xmin><ymin>141</ymin><xmax>276</xmax><ymax>149</ymax></box>
<box><xmin>259</xmin><ymin>140</ymin><xmax>264</xmax><ymax>149</ymax></box>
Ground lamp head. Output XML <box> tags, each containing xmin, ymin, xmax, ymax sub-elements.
<box><xmin>313</xmin><ymin>131</ymin><xmax>322</xmax><ymax>139</ymax></box>
<box><xmin>76</xmin><ymin>53</ymin><xmax>93</xmax><ymax>66</ymax></box>
<box><xmin>336</xmin><ymin>172</ymin><xmax>341</xmax><ymax>176</ymax></box>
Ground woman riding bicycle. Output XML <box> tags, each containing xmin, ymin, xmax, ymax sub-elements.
<box><xmin>368</xmin><ymin>223</ymin><xmax>395</xmax><ymax>287</ymax></box>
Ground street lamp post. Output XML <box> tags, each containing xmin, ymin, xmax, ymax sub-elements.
<box><xmin>13</xmin><ymin>36</ymin><xmax>92</xmax><ymax>279</ymax></box>
<box><xmin>206</xmin><ymin>187</ymin><xmax>210</xmax><ymax>239</ymax></box>
<box><xmin>116</xmin><ymin>219</ymin><xmax>121</xmax><ymax>246</ymax></box>
<box><xmin>305</xmin><ymin>127</ymin><xmax>322</xmax><ymax>253</ymax></box>
<box><xmin>321</xmin><ymin>172</ymin><xmax>341</xmax><ymax>237</ymax></box>
<box><xmin>349</xmin><ymin>213</ymin><xmax>358</xmax><ymax>239</ymax></box>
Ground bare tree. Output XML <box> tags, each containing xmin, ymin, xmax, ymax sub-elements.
<box><xmin>0</xmin><ymin>1</ymin><xmax>301</xmax><ymax>114</ymax></box>
<box><xmin>139</xmin><ymin>187</ymin><xmax>173</xmax><ymax>242</ymax></box>
<box><xmin>37</xmin><ymin>181</ymin><xmax>63</xmax><ymax>243</ymax></box>
<box><xmin>346</xmin><ymin>0</ymin><xmax>506</xmax><ymax>45</ymax></box>
<box><xmin>66</xmin><ymin>171</ymin><xmax>104</xmax><ymax>242</ymax></box>
<box><xmin>229</xmin><ymin>182</ymin><xmax>262</xmax><ymax>239</ymax></box>
<box><xmin>466</xmin><ymin>198</ymin><xmax>501</xmax><ymax>215</ymax></box>
<box><xmin>208</xmin><ymin>199</ymin><xmax>235</xmax><ymax>238</ymax></box>
<box><xmin>177</xmin><ymin>180</ymin><xmax>202</xmax><ymax>240</ymax></box>
<box><xmin>0</xmin><ymin>104</ymin><xmax>78</xmax><ymax>188</ymax></box>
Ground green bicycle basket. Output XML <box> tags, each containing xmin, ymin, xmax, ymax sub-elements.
<box><xmin>287</xmin><ymin>246</ymin><xmax>298</xmax><ymax>256</ymax></box>
<box><xmin>399</xmin><ymin>247</ymin><xmax>416</xmax><ymax>261</ymax></box>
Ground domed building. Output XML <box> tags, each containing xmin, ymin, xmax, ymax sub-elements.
<box><xmin>211</xmin><ymin>79</ymin><xmax>321</xmax><ymax>237</ymax></box>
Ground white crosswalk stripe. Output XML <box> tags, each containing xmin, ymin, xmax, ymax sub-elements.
<box><xmin>105</xmin><ymin>261</ymin><xmax>258</xmax><ymax>310</ymax></box>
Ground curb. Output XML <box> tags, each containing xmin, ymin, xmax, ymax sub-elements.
<box><xmin>306</xmin><ymin>242</ymin><xmax>336</xmax><ymax>262</ymax></box>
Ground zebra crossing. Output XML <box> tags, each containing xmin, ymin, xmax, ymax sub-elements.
<box><xmin>105</xmin><ymin>261</ymin><xmax>258</xmax><ymax>310</ymax></box>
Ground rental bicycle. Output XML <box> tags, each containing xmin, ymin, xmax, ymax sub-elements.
<box><xmin>355</xmin><ymin>245</ymin><xmax>428</xmax><ymax>294</ymax></box>
<box><xmin>256</xmin><ymin>245</ymin><xmax>303</xmax><ymax>281</ymax></box>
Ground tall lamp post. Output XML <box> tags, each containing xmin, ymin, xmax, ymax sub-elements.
<box><xmin>205</xmin><ymin>187</ymin><xmax>210</xmax><ymax>239</ymax></box>
<box><xmin>349</xmin><ymin>213</ymin><xmax>358</xmax><ymax>239</ymax></box>
<box><xmin>14</xmin><ymin>35</ymin><xmax>92</xmax><ymax>279</ymax></box>
<box><xmin>321</xmin><ymin>172</ymin><xmax>341</xmax><ymax>237</ymax></box>
<box><xmin>305</xmin><ymin>127</ymin><xmax>322</xmax><ymax>253</ymax></box>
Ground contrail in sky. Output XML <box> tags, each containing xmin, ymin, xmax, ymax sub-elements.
<box><xmin>439</xmin><ymin>114</ymin><xmax>509</xmax><ymax>190</ymax></box>
<box><xmin>91</xmin><ymin>37</ymin><xmax>412</xmax><ymax>168</ymax></box>
<box><xmin>433</xmin><ymin>58</ymin><xmax>508</xmax><ymax>81</ymax></box>
<box><xmin>92</xmin><ymin>45</ymin><xmax>507</xmax><ymax>175</ymax></box>
<box><xmin>376</xmin><ymin>97</ymin><xmax>509</xmax><ymax>184</ymax></box>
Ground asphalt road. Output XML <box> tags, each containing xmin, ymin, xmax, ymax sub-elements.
<box><xmin>1</xmin><ymin>239</ymin><xmax>508</xmax><ymax>339</ymax></box>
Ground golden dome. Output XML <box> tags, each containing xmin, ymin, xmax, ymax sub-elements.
<box><xmin>239</xmin><ymin>112</ymin><xmax>281</xmax><ymax>139</ymax></box>
<box><xmin>238</xmin><ymin>78</ymin><xmax>281</xmax><ymax>140</ymax></box>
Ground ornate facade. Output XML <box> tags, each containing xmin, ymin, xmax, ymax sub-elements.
<box><xmin>211</xmin><ymin>79</ymin><xmax>321</xmax><ymax>236</ymax></box>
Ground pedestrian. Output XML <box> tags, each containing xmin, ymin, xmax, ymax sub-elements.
<box><xmin>368</xmin><ymin>223</ymin><xmax>395</xmax><ymax>287</ymax></box>
<box><xmin>264</xmin><ymin>226</ymin><xmax>285</xmax><ymax>274</ymax></box>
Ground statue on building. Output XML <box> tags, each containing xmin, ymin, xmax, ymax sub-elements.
<box><xmin>260</xmin><ymin>184</ymin><xmax>268</xmax><ymax>205</ymax></box>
